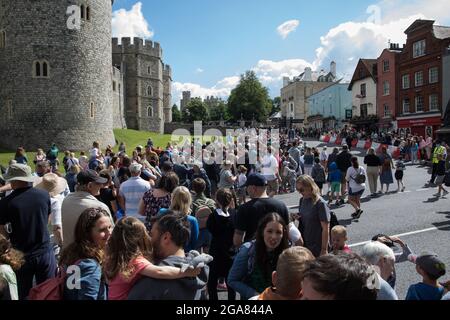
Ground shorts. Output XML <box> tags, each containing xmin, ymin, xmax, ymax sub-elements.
<box><xmin>267</xmin><ymin>179</ymin><xmax>279</xmax><ymax>195</ymax></box>
<box><xmin>340</xmin><ymin>172</ymin><xmax>347</xmax><ymax>184</ymax></box>
<box><xmin>349</xmin><ymin>188</ymin><xmax>364</xmax><ymax>197</ymax></box>
<box><xmin>331</xmin><ymin>182</ymin><xmax>341</xmax><ymax>193</ymax></box>
<box><xmin>435</xmin><ymin>175</ymin><xmax>445</xmax><ymax>185</ymax></box>
<box><xmin>395</xmin><ymin>170</ymin><xmax>404</xmax><ymax>181</ymax></box>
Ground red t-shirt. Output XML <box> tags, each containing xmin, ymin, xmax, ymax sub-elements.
<box><xmin>108</xmin><ymin>256</ymin><xmax>151</xmax><ymax>300</ymax></box>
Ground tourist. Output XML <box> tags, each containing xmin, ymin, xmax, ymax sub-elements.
<box><xmin>303</xmin><ymin>147</ymin><xmax>314</xmax><ymax>176</ymax></box>
<box><xmin>33</xmin><ymin>149</ymin><xmax>46</xmax><ymax>165</ymax></box>
<box><xmin>379</xmin><ymin>147</ymin><xmax>394</xmax><ymax>194</ymax></box>
<box><xmin>336</xmin><ymin>145</ymin><xmax>352</xmax><ymax>205</ymax></box>
<box><xmin>327</xmin><ymin>161</ymin><xmax>341</xmax><ymax>206</ymax></box>
<box><xmin>233</xmin><ymin>173</ymin><xmax>290</xmax><ymax>247</ymax></box>
<box><xmin>430</xmin><ymin>140</ymin><xmax>446</xmax><ymax>185</ymax></box>
<box><xmin>228</xmin><ymin>213</ymin><xmax>290</xmax><ymax>300</ymax></box>
<box><xmin>346</xmin><ymin>157</ymin><xmax>366</xmax><ymax>219</ymax></box>
<box><xmin>117</xmin><ymin>163</ymin><xmax>150</xmax><ymax>222</ymax></box>
<box><xmin>301</xmin><ymin>253</ymin><xmax>378</xmax><ymax>300</ymax></box>
<box><xmin>0</xmin><ymin>164</ymin><xmax>57</xmax><ymax>299</ymax></box>
<box><xmin>311</xmin><ymin>157</ymin><xmax>326</xmax><ymax>195</ymax></box>
<box><xmin>46</xmin><ymin>143</ymin><xmax>59</xmax><ymax>171</ymax></box>
<box><xmin>261</xmin><ymin>146</ymin><xmax>281</xmax><ymax>198</ymax></box>
<box><xmin>65</xmin><ymin>164</ymin><xmax>81</xmax><ymax>193</ymax></box>
<box><xmin>410</xmin><ymin>138</ymin><xmax>419</xmax><ymax>165</ymax></box>
<box><xmin>0</xmin><ymin>234</ymin><xmax>25</xmax><ymax>300</ymax></box>
<box><xmin>330</xmin><ymin>226</ymin><xmax>351</xmax><ymax>255</ymax></box>
<box><xmin>128</xmin><ymin>214</ymin><xmax>209</xmax><ymax>300</ymax></box>
<box><xmin>364</xmin><ymin>148</ymin><xmax>381</xmax><ymax>196</ymax></box>
<box><xmin>34</xmin><ymin>160</ymin><xmax>51</xmax><ymax>178</ymax></box>
<box><xmin>394</xmin><ymin>156</ymin><xmax>406</xmax><ymax>192</ymax></box>
<box><xmin>296</xmin><ymin>175</ymin><xmax>330</xmax><ymax>257</ymax></box>
<box><xmin>218</xmin><ymin>160</ymin><xmax>236</xmax><ymax>206</ymax></box>
<box><xmin>207</xmin><ymin>188</ymin><xmax>236</xmax><ymax>301</ymax></box>
<box><xmin>236</xmin><ymin>165</ymin><xmax>248</xmax><ymax>205</ymax></box>
<box><xmin>251</xmin><ymin>247</ymin><xmax>314</xmax><ymax>300</ymax></box>
<box><xmin>96</xmin><ymin>171</ymin><xmax>118</xmax><ymax>221</ymax></box>
<box><xmin>434</xmin><ymin>153</ymin><xmax>449</xmax><ymax>197</ymax></box>
<box><xmin>59</xmin><ymin>208</ymin><xmax>112</xmax><ymax>300</ymax></box>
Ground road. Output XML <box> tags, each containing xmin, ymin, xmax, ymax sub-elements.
<box><xmin>220</xmin><ymin>139</ymin><xmax>450</xmax><ymax>300</ymax></box>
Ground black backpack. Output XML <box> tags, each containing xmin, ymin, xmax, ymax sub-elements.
<box><xmin>352</xmin><ymin>168</ymin><xmax>366</xmax><ymax>184</ymax></box>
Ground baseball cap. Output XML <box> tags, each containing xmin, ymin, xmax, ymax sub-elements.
<box><xmin>408</xmin><ymin>251</ymin><xmax>446</xmax><ymax>279</ymax></box>
<box><xmin>77</xmin><ymin>170</ymin><xmax>108</xmax><ymax>185</ymax></box>
<box><xmin>244</xmin><ymin>173</ymin><xmax>268</xmax><ymax>187</ymax></box>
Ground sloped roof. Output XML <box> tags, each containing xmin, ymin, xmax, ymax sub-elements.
<box><xmin>404</xmin><ymin>19</ymin><xmax>435</xmax><ymax>34</ymax></box>
<box><xmin>348</xmin><ymin>59</ymin><xmax>377</xmax><ymax>90</ymax></box>
<box><xmin>434</xmin><ymin>25</ymin><xmax>450</xmax><ymax>40</ymax></box>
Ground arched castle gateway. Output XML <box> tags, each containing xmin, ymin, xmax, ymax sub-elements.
<box><xmin>0</xmin><ymin>0</ymin><xmax>172</xmax><ymax>151</ymax></box>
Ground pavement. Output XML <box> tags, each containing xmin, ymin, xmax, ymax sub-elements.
<box><xmin>220</xmin><ymin>139</ymin><xmax>450</xmax><ymax>300</ymax></box>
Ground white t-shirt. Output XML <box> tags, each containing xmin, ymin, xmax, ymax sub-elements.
<box><xmin>262</xmin><ymin>154</ymin><xmax>278</xmax><ymax>181</ymax></box>
<box><xmin>238</xmin><ymin>173</ymin><xmax>247</xmax><ymax>188</ymax></box>
<box><xmin>320</xmin><ymin>151</ymin><xmax>328</xmax><ymax>161</ymax></box>
<box><xmin>50</xmin><ymin>193</ymin><xmax>66</xmax><ymax>227</ymax></box>
<box><xmin>346</xmin><ymin>166</ymin><xmax>366</xmax><ymax>193</ymax></box>
<box><xmin>89</xmin><ymin>148</ymin><xmax>99</xmax><ymax>159</ymax></box>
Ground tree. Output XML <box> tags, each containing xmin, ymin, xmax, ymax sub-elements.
<box><xmin>182</xmin><ymin>98</ymin><xmax>208</xmax><ymax>122</ymax></box>
<box><xmin>172</xmin><ymin>104</ymin><xmax>182</xmax><ymax>122</ymax></box>
<box><xmin>209</xmin><ymin>101</ymin><xmax>231</xmax><ymax>121</ymax></box>
<box><xmin>227</xmin><ymin>70</ymin><xmax>271</xmax><ymax>122</ymax></box>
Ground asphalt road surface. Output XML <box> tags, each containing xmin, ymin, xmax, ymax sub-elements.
<box><xmin>219</xmin><ymin>139</ymin><xmax>450</xmax><ymax>300</ymax></box>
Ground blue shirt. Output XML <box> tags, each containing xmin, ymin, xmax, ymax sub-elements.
<box><xmin>406</xmin><ymin>283</ymin><xmax>445</xmax><ymax>300</ymax></box>
<box><xmin>63</xmin><ymin>259</ymin><xmax>107</xmax><ymax>300</ymax></box>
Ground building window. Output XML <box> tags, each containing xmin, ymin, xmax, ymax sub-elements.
<box><xmin>384</xmin><ymin>104</ymin><xmax>390</xmax><ymax>117</ymax></box>
<box><xmin>147</xmin><ymin>106</ymin><xmax>153</xmax><ymax>117</ymax></box>
<box><xmin>86</xmin><ymin>6</ymin><xmax>91</xmax><ymax>21</ymax></box>
<box><xmin>80</xmin><ymin>5</ymin><xmax>85</xmax><ymax>19</ymax></box>
<box><xmin>33</xmin><ymin>60</ymin><xmax>50</xmax><ymax>78</ymax></box>
<box><xmin>415</xmin><ymin>96</ymin><xmax>424</xmax><ymax>112</ymax></box>
<box><xmin>360</xmin><ymin>83</ymin><xmax>366</xmax><ymax>97</ymax></box>
<box><xmin>413</xmin><ymin>39</ymin><xmax>426</xmax><ymax>58</ymax></box>
<box><xmin>148</xmin><ymin>66</ymin><xmax>151</xmax><ymax>74</ymax></box>
<box><xmin>430</xmin><ymin>94</ymin><xmax>439</xmax><ymax>111</ymax></box>
<box><xmin>7</xmin><ymin>100</ymin><xmax>13</xmax><ymax>120</ymax></box>
<box><xmin>403</xmin><ymin>98</ymin><xmax>410</xmax><ymax>114</ymax></box>
<box><xmin>113</xmin><ymin>81</ymin><xmax>116</xmax><ymax>91</ymax></box>
<box><xmin>147</xmin><ymin>86</ymin><xmax>152</xmax><ymax>96</ymax></box>
<box><xmin>383</xmin><ymin>81</ymin><xmax>390</xmax><ymax>96</ymax></box>
<box><xmin>360</xmin><ymin>104</ymin><xmax>368</xmax><ymax>118</ymax></box>
<box><xmin>429</xmin><ymin>67</ymin><xmax>439</xmax><ymax>84</ymax></box>
<box><xmin>0</xmin><ymin>30</ymin><xmax>6</xmax><ymax>49</ymax></box>
<box><xmin>402</xmin><ymin>74</ymin><xmax>410</xmax><ymax>89</ymax></box>
<box><xmin>289</xmin><ymin>103</ymin><xmax>294</xmax><ymax>115</ymax></box>
<box><xmin>383</xmin><ymin>60</ymin><xmax>390</xmax><ymax>72</ymax></box>
<box><xmin>90</xmin><ymin>102</ymin><xmax>95</xmax><ymax>118</ymax></box>
<box><xmin>415</xmin><ymin>71</ymin><xmax>423</xmax><ymax>87</ymax></box>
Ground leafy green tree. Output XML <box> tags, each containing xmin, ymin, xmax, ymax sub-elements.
<box><xmin>172</xmin><ymin>104</ymin><xmax>182</xmax><ymax>122</ymax></box>
<box><xmin>209</xmin><ymin>101</ymin><xmax>231</xmax><ymax>121</ymax></box>
<box><xmin>182</xmin><ymin>98</ymin><xmax>208</xmax><ymax>122</ymax></box>
<box><xmin>227</xmin><ymin>71</ymin><xmax>271</xmax><ymax>122</ymax></box>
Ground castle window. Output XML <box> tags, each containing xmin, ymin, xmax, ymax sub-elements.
<box><xmin>0</xmin><ymin>30</ymin><xmax>6</xmax><ymax>49</ymax></box>
<box><xmin>148</xmin><ymin>66</ymin><xmax>151</xmax><ymax>74</ymax></box>
<box><xmin>90</xmin><ymin>102</ymin><xmax>95</xmax><ymax>118</ymax></box>
<box><xmin>147</xmin><ymin>106</ymin><xmax>153</xmax><ymax>117</ymax></box>
<box><xmin>86</xmin><ymin>6</ymin><xmax>91</xmax><ymax>21</ymax></box>
<box><xmin>33</xmin><ymin>60</ymin><xmax>50</xmax><ymax>78</ymax></box>
<box><xmin>35</xmin><ymin>61</ymin><xmax>41</xmax><ymax>77</ymax></box>
<box><xmin>113</xmin><ymin>81</ymin><xmax>116</xmax><ymax>91</ymax></box>
<box><xmin>7</xmin><ymin>100</ymin><xmax>13</xmax><ymax>120</ymax></box>
<box><xmin>42</xmin><ymin>62</ymin><xmax>48</xmax><ymax>77</ymax></box>
<box><xmin>147</xmin><ymin>86</ymin><xmax>152</xmax><ymax>96</ymax></box>
<box><xmin>81</xmin><ymin>5</ymin><xmax>85</xmax><ymax>19</ymax></box>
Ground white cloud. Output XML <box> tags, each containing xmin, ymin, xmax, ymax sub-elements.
<box><xmin>277</xmin><ymin>20</ymin><xmax>300</xmax><ymax>39</ymax></box>
<box><xmin>112</xmin><ymin>2</ymin><xmax>154</xmax><ymax>40</ymax></box>
<box><xmin>195</xmin><ymin>68</ymin><xmax>204</xmax><ymax>73</ymax></box>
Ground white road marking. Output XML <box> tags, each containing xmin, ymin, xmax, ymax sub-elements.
<box><xmin>349</xmin><ymin>226</ymin><xmax>439</xmax><ymax>248</ymax></box>
<box><xmin>416</xmin><ymin>188</ymin><xmax>431</xmax><ymax>192</ymax></box>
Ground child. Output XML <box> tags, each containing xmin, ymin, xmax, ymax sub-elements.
<box><xmin>104</xmin><ymin>217</ymin><xmax>201</xmax><ymax>300</ymax></box>
<box><xmin>406</xmin><ymin>252</ymin><xmax>446</xmax><ymax>300</ymax></box>
<box><xmin>330</xmin><ymin>226</ymin><xmax>352</xmax><ymax>255</ymax></box>
<box><xmin>207</xmin><ymin>188</ymin><xmax>237</xmax><ymax>301</ymax></box>
<box><xmin>236</xmin><ymin>165</ymin><xmax>248</xmax><ymax>205</ymax></box>
<box><xmin>0</xmin><ymin>234</ymin><xmax>25</xmax><ymax>300</ymax></box>
<box><xmin>311</xmin><ymin>157</ymin><xmax>326</xmax><ymax>195</ymax></box>
<box><xmin>328</xmin><ymin>162</ymin><xmax>342</xmax><ymax>206</ymax></box>
<box><xmin>434</xmin><ymin>154</ymin><xmax>449</xmax><ymax>197</ymax></box>
<box><xmin>395</xmin><ymin>156</ymin><xmax>406</xmax><ymax>192</ymax></box>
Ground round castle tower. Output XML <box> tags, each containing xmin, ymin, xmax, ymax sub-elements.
<box><xmin>0</xmin><ymin>0</ymin><xmax>115</xmax><ymax>151</ymax></box>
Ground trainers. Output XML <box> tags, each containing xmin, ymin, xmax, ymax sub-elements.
<box><xmin>355</xmin><ymin>209</ymin><xmax>363</xmax><ymax>219</ymax></box>
<box><xmin>402</xmin><ymin>187</ymin><xmax>406</xmax><ymax>192</ymax></box>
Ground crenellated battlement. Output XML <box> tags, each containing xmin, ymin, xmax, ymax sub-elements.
<box><xmin>163</xmin><ymin>64</ymin><xmax>172</xmax><ymax>78</ymax></box>
<box><xmin>112</xmin><ymin>37</ymin><xmax>162</xmax><ymax>58</ymax></box>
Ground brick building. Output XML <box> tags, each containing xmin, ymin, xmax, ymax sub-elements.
<box><xmin>396</xmin><ymin>19</ymin><xmax>450</xmax><ymax>138</ymax></box>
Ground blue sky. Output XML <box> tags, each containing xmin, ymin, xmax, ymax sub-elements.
<box><xmin>111</xmin><ymin>0</ymin><xmax>450</xmax><ymax>104</ymax></box>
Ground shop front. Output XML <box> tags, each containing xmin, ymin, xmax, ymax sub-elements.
<box><xmin>397</xmin><ymin>114</ymin><xmax>442</xmax><ymax>138</ymax></box>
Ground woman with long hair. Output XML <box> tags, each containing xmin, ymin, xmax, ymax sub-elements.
<box><xmin>0</xmin><ymin>235</ymin><xmax>25</xmax><ymax>300</ymax></box>
<box><xmin>296</xmin><ymin>175</ymin><xmax>330</xmax><ymax>258</ymax></box>
<box><xmin>228</xmin><ymin>212</ymin><xmax>290</xmax><ymax>300</ymax></box>
<box><xmin>59</xmin><ymin>208</ymin><xmax>112</xmax><ymax>300</ymax></box>
<box><xmin>379</xmin><ymin>147</ymin><xmax>394</xmax><ymax>193</ymax></box>
<box><xmin>104</xmin><ymin>217</ymin><xmax>200</xmax><ymax>300</ymax></box>
<box><xmin>346</xmin><ymin>157</ymin><xmax>366</xmax><ymax>219</ymax></box>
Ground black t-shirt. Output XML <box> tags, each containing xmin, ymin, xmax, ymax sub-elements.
<box><xmin>235</xmin><ymin>197</ymin><xmax>289</xmax><ymax>242</ymax></box>
<box><xmin>336</xmin><ymin>151</ymin><xmax>352</xmax><ymax>172</ymax></box>
<box><xmin>0</xmin><ymin>187</ymin><xmax>51</xmax><ymax>257</ymax></box>
<box><xmin>364</xmin><ymin>154</ymin><xmax>381</xmax><ymax>167</ymax></box>
<box><xmin>96</xmin><ymin>188</ymin><xmax>116</xmax><ymax>215</ymax></box>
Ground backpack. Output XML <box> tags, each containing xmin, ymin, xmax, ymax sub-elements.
<box><xmin>352</xmin><ymin>168</ymin><xmax>366</xmax><ymax>184</ymax></box>
<box><xmin>28</xmin><ymin>270</ymin><xmax>67</xmax><ymax>300</ymax></box>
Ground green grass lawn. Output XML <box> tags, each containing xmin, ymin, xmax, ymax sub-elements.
<box><xmin>0</xmin><ymin>129</ymin><xmax>221</xmax><ymax>168</ymax></box>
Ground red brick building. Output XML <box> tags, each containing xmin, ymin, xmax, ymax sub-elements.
<box><xmin>377</xmin><ymin>44</ymin><xmax>402</xmax><ymax>131</ymax></box>
<box><xmin>396</xmin><ymin>19</ymin><xmax>450</xmax><ymax>138</ymax></box>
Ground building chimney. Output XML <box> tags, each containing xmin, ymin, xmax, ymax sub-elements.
<box><xmin>330</xmin><ymin>61</ymin><xmax>337</xmax><ymax>78</ymax></box>
<box><xmin>304</xmin><ymin>67</ymin><xmax>312</xmax><ymax>81</ymax></box>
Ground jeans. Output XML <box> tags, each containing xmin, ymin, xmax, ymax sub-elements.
<box><xmin>17</xmin><ymin>248</ymin><xmax>57</xmax><ymax>300</ymax></box>
<box><xmin>410</xmin><ymin>150</ymin><xmax>418</xmax><ymax>163</ymax></box>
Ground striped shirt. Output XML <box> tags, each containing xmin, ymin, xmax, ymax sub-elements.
<box><xmin>119</xmin><ymin>177</ymin><xmax>151</xmax><ymax>220</ymax></box>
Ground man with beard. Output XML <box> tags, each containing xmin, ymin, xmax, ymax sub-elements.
<box><xmin>128</xmin><ymin>213</ymin><xmax>209</xmax><ymax>300</ymax></box>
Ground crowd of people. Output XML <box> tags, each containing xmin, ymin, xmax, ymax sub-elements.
<box><xmin>0</xmin><ymin>130</ymin><xmax>449</xmax><ymax>301</ymax></box>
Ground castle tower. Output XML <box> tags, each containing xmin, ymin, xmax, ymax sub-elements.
<box><xmin>0</xmin><ymin>0</ymin><xmax>115</xmax><ymax>151</ymax></box>
<box><xmin>163</xmin><ymin>64</ymin><xmax>173</xmax><ymax>123</ymax></box>
<box><xmin>112</xmin><ymin>37</ymin><xmax>165</xmax><ymax>133</ymax></box>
